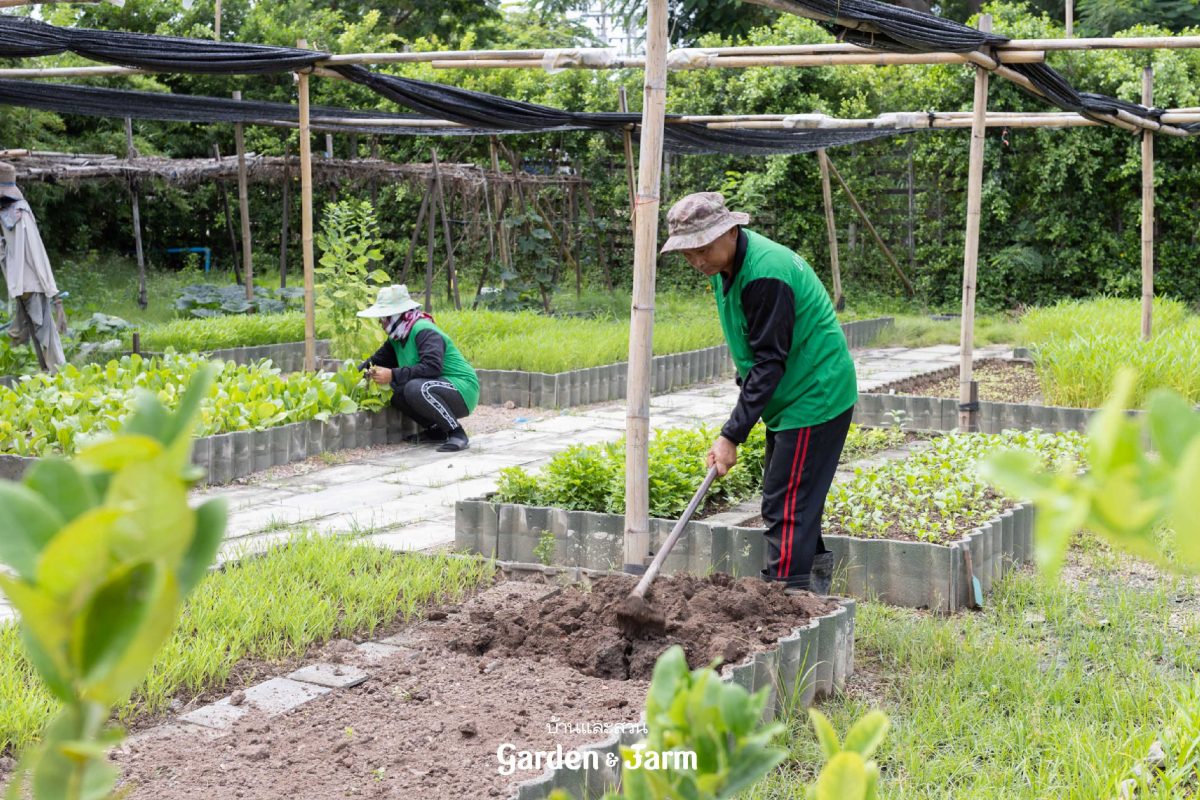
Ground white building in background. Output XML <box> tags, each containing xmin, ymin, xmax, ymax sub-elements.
<box><xmin>564</xmin><ymin>4</ymin><xmax>643</xmax><ymax>56</ymax></box>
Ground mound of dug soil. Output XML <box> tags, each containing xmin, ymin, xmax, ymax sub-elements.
<box><xmin>430</xmin><ymin>573</ymin><xmax>837</xmax><ymax>681</ymax></box>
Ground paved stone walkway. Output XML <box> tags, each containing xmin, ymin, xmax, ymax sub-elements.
<box><xmin>0</xmin><ymin>344</ymin><xmax>1010</xmax><ymax>623</ymax></box>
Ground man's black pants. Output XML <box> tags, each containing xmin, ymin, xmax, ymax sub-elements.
<box><xmin>389</xmin><ymin>378</ymin><xmax>469</xmax><ymax>432</ymax></box>
<box><xmin>761</xmin><ymin>405</ymin><xmax>854</xmax><ymax>586</ymax></box>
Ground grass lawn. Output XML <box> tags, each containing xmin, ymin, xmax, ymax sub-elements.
<box><xmin>750</xmin><ymin>542</ymin><xmax>1200</xmax><ymax>799</ymax></box>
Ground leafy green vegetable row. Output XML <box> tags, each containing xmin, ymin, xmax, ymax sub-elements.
<box><xmin>826</xmin><ymin>430</ymin><xmax>1086</xmax><ymax>544</ymax></box>
<box><xmin>494</xmin><ymin>424</ymin><xmax>907</xmax><ymax>519</ymax></box>
<box><xmin>0</xmin><ymin>352</ymin><xmax>389</xmax><ymax>458</ymax></box>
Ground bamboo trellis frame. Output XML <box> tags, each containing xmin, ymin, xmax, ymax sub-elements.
<box><xmin>2</xmin><ymin>21</ymin><xmax>1199</xmax><ymax>563</ymax></box>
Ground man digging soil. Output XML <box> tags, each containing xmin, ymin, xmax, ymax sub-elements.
<box><xmin>661</xmin><ymin>192</ymin><xmax>857</xmax><ymax>594</ymax></box>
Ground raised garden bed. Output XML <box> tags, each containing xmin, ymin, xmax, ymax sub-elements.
<box><xmin>857</xmin><ymin>359</ymin><xmax>1110</xmax><ymax>433</ymax></box>
<box><xmin>461</xmin><ymin>431</ymin><xmax>1084</xmax><ymax>614</ymax></box>
<box><xmin>111</xmin><ymin>567</ymin><xmax>855</xmax><ymax>800</ymax></box>
<box><xmin>475</xmin><ymin>317</ymin><xmax>892</xmax><ymax>409</ymax></box>
<box><xmin>0</xmin><ymin>405</ymin><xmax>418</xmax><ymax>485</ymax></box>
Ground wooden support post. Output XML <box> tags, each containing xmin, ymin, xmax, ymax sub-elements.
<box><xmin>476</xmin><ymin>173</ymin><xmax>496</xmax><ymax>308</ymax></box>
<box><xmin>618</xmin><ymin>86</ymin><xmax>638</xmax><ymax>237</ymax></box>
<box><xmin>959</xmin><ymin>15</ymin><xmax>992</xmax><ymax>433</ymax></box>
<box><xmin>233</xmin><ymin>91</ymin><xmax>254</xmax><ymax>302</ymax></box>
<box><xmin>824</xmin><ymin>154</ymin><xmax>914</xmax><ymax>296</ymax></box>
<box><xmin>488</xmin><ymin>137</ymin><xmax>512</xmax><ymax>285</ymax></box>
<box><xmin>1142</xmin><ymin>66</ymin><xmax>1155</xmax><ymax>341</ymax></box>
<box><xmin>279</xmin><ymin>140</ymin><xmax>291</xmax><ymax>288</ymax></box>
<box><xmin>1065</xmin><ymin>0</ymin><xmax>1074</xmax><ymax>38</ymax></box>
<box><xmin>816</xmin><ymin>149</ymin><xmax>843</xmax><ymax>311</ymax></box>
<box><xmin>297</xmin><ymin>41</ymin><xmax>316</xmax><ymax>372</ymax></box>
<box><xmin>624</xmin><ymin>0</ymin><xmax>668</xmax><ymax>574</ymax></box>
<box><xmin>213</xmin><ymin>143</ymin><xmax>240</xmax><ymax>282</ymax></box>
<box><xmin>124</xmin><ymin>117</ymin><xmax>147</xmax><ymax>310</ymax></box>
<box><xmin>401</xmin><ymin>183</ymin><xmax>432</xmax><ymax>285</ymax></box>
<box><xmin>214</xmin><ymin>0</ymin><xmax>221</xmax><ymax>40</ymax></box>
<box><xmin>425</xmin><ymin>176</ymin><xmax>436</xmax><ymax>311</ymax></box>
<box><xmin>324</xmin><ymin>133</ymin><xmax>333</xmax><ymax>159</ymax></box>
<box><xmin>430</xmin><ymin>148</ymin><xmax>461</xmax><ymax>310</ymax></box>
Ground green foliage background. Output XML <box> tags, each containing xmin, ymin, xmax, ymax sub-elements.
<box><xmin>5</xmin><ymin>1</ymin><xmax>1200</xmax><ymax>312</ymax></box>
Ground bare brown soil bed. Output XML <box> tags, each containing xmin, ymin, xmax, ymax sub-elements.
<box><xmin>115</xmin><ymin>574</ymin><xmax>834</xmax><ymax>800</ymax></box>
<box><xmin>429</xmin><ymin>572</ymin><xmax>837</xmax><ymax>680</ymax></box>
<box><xmin>869</xmin><ymin>359</ymin><xmax>1042</xmax><ymax>405</ymax></box>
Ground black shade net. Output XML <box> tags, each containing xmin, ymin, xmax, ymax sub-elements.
<box><xmin>0</xmin><ymin>76</ymin><xmax>915</xmax><ymax>155</ymax></box>
<box><xmin>0</xmin><ymin>79</ymin><xmax>529</xmax><ymax>136</ymax></box>
<box><xmin>760</xmin><ymin>0</ymin><xmax>1010</xmax><ymax>53</ymax></box>
<box><xmin>760</xmin><ymin>0</ymin><xmax>1200</xmax><ymax>135</ymax></box>
<box><xmin>331</xmin><ymin>65</ymin><xmax>639</xmax><ymax>133</ymax></box>
<box><xmin>0</xmin><ymin>15</ymin><xmax>325</xmax><ymax>74</ymax></box>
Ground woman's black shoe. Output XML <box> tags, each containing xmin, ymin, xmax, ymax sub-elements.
<box><xmin>405</xmin><ymin>428</ymin><xmax>449</xmax><ymax>444</ymax></box>
<box><xmin>437</xmin><ymin>428</ymin><xmax>470</xmax><ymax>452</ymax></box>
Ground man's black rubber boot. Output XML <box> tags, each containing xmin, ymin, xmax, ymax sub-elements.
<box><xmin>437</xmin><ymin>427</ymin><xmax>470</xmax><ymax>452</ymax></box>
<box><xmin>811</xmin><ymin>551</ymin><xmax>835</xmax><ymax>596</ymax></box>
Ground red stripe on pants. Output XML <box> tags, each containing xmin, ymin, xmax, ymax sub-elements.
<box><xmin>779</xmin><ymin>426</ymin><xmax>811</xmax><ymax>578</ymax></box>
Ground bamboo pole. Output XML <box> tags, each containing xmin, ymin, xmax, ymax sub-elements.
<box><xmin>279</xmin><ymin>141</ymin><xmax>291</xmax><ymax>288</ymax></box>
<box><xmin>959</xmin><ymin>16</ymin><xmax>992</xmax><ymax>434</ymax></box>
<box><xmin>297</xmin><ymin>41</ymin><xmax>316</xmax><ymax>372</ymax></box>
<box><xmin>233</xmin><ymin>91</ymin><xmax>254</xmax><ymax>302</ymax></box>
<box><xmin>1142</xmin><ymin>67</ymin><xmax>1155</xmax><ymax>341</ymax></box>
<box><xmin>488</xmin><ymin>138</ymin><xmax>512</xmax><ymax>279</ymax></box>
<box><xmin>426</xmin><ymin>50</ymin><xmax>1046</xmax><ymax>69</ymax></box>
<box><xmin>400</xmin><ymin>181</ymin><xmax>432</xmax><ymax>284</ymax></box>
<box><xmin>213</xmin><ymin>143</ymin><xmax>240</xmax><ymax>281</ymax></box>
<box><xmin>124</xmin><ymin>117</ymin><xmax>148</xmax><ymax>310</ymax></box>
<box><xmin>4</xmin><ymin>35</ymin><xmax>1200</xmax><ymax>82</ymax></box>
<box><xmin>618</xmin><ymin>87</ymin><xmax>638</xmax><ymax>239</ymax></box>
<box><xmin>1065</xmin><ymin>0</ymin><xmax>1074</xmax><ymax>38</ymax></box>
<box><xmin>425</xmin><ymin>171</ymin><xmax>435</xmax><ymax>311</ymax></box>
<box><xmin>214</xmin><ymin>0</ymin><xmax>221</xmax><ymax>40</ymax></box>
<box><xmin>816</xmin><ymin>149</ymin><xmax>843</xmax><ymax>310</ymax></box>
<box><xmin>430</xmin><ymin>148</ymin><xmax>461</xmax><ymax>310</ymax></box>
<box><xmin>823</xmin><ymin>155</ymin><xmax>914</xmax><ymax>296</ymax></box>
<box><xmin>624</xmin><ymin>0</ymin><xmax>668</xmax><ymax>574</ymax></box>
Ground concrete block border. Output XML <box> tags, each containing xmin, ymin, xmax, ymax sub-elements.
<box><xmin>0</xmin><ymin>406</ymin><xmax>420</xmax><ymax>486</ymax></box>
<box><xmin>455</xmin><ymin>498</ymin><xmax>1033</xmax><ymax>615</ymax></box>
<box><xmin>857</xmin><ymin>360</ymin><xmax>1103</xmax><ymax>433</ymax></box>
<box><xmin>495</xmin><ymin>561</ymin><xmax>855</xmax><ymax>800</ymax></box>
<box><xmin>475</xmin><ymin>317</ymin><xmax>893</xmax><ymax>409</ymax></box>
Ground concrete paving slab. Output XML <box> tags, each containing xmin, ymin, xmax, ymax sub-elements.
<box><xmin>368</xmin><ymin>523</ymin><xmax>455</xmax><ymax>552</ymax></box>
<box><xmin>178</xmin><ymin>701</ymin><xmax>248</xmax><ymax>730</ymax></box>
<box><xmin>287</xmin><ymin>663</ymin><xmax>369</xmax><ymax>689</ymax></box>
<box><xmin>240</xmin><ymin>677</ymin><xmax>330</xmax><ymax>715</ymax></box>
<box><xmin>220</xmin><ymin>503</ymin><xmax>325</xmax><ymax>540</ymax></box>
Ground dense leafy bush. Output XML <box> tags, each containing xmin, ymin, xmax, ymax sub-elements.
<box><xmin>1021</xmin><ymin>298</ymin><xmax>1200</xmax><ymax>407</ymax></box>
<box><xmin>0</xmin><ymin>352</ymin><xmax>389</xmax><ymax>457</ymax></box>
